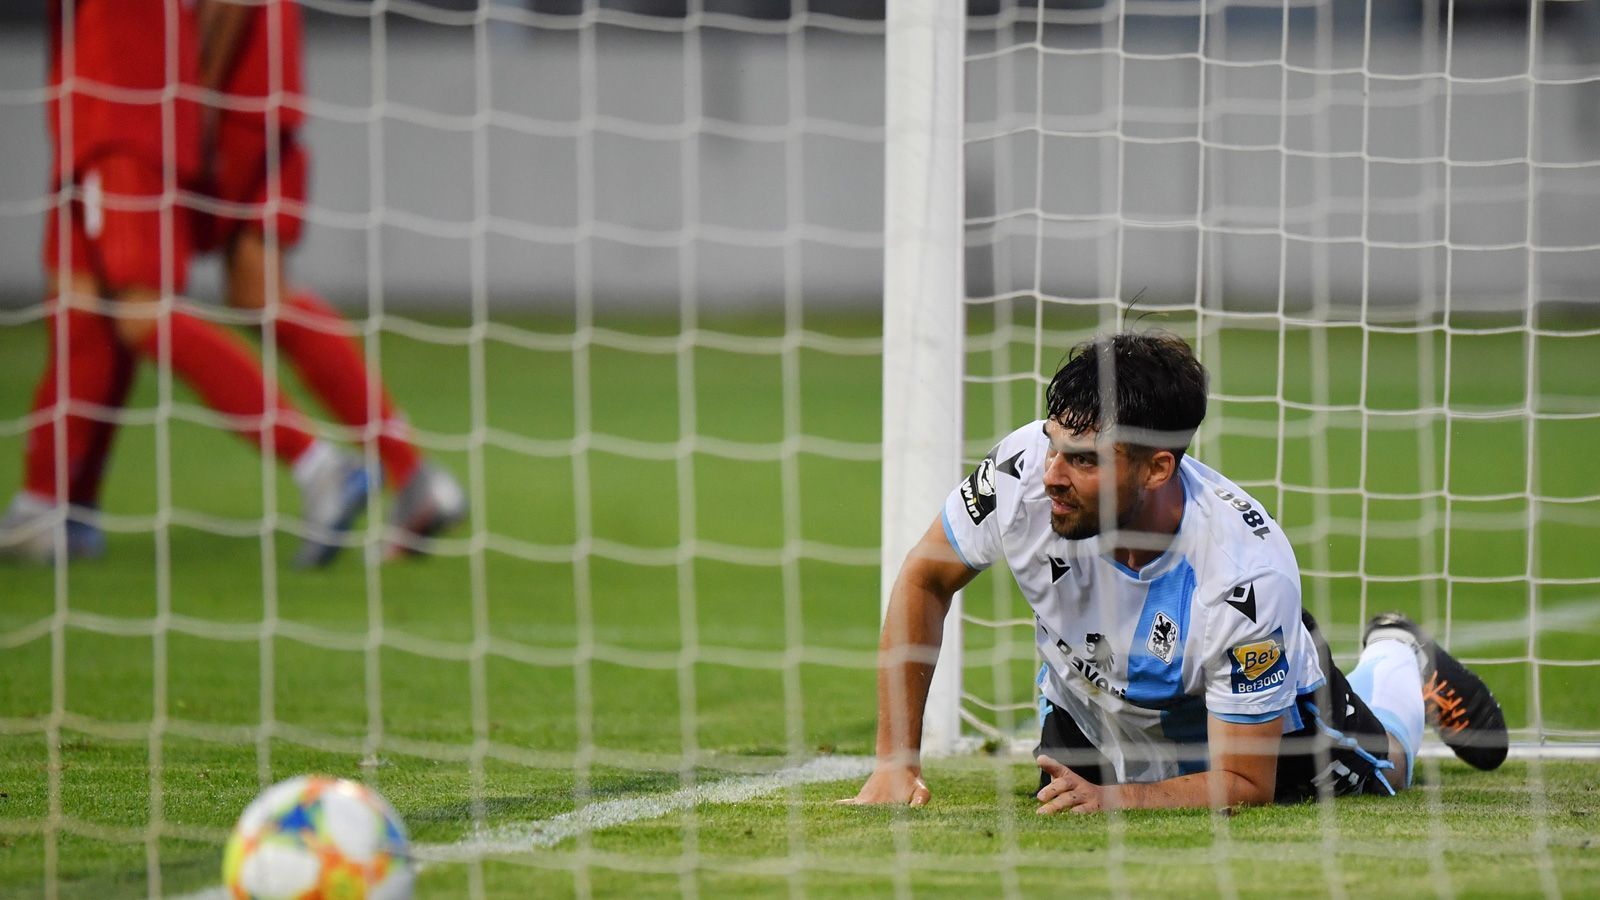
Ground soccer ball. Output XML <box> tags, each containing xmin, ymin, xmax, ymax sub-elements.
<box><xmin>223</xmin><ymin>775</ymin><xmax>414</xmax><ymax>899</ymax></box>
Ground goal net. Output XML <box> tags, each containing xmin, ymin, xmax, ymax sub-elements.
<box><xmin>1</xmin><ymin>0</ymin><xmax>1597</xmax><ymax>895</ymax></box>
<box><xmin>3</xmin><ymin>0</ymin><xmax>892</xmax><ymax>893</ymax></box>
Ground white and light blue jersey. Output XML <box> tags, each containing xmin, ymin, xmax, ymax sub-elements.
<box><xmin>941</xmin><ymin>421</ymin><xmax>1325</xmax><ymax>784</ymax></box>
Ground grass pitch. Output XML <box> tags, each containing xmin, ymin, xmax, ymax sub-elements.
<box><xmin>1</xmin><ymin>308</ymin><xmax>1597</xmax><ymax>897</ymax></box>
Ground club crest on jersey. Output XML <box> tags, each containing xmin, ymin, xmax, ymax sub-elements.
<box><xmin>1229</xmin><ymin>629</ymin><xmax>1288</xmax><ymax>694</ymax></box>
<box><xmin>1146</xmin><ymin>611</ymin><xmax>1177</xmax><ymax>664</ymax></box>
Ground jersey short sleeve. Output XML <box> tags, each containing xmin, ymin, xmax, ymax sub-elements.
<box><xmin>939</xmin><ymin>423</ymin><xmax>1037</xmax><ymax>572</ymax></box>
<box><xmin>1201</xmin><ymin>570</ymin><xmax>1304</xmax><ymax>722</ymax></box>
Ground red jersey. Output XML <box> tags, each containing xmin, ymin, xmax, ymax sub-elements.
<box><xmin>48</xmin><ymin>0</ymin><xmax>201</xmax><ymax>180</ymax></box>
<box><xmin>218</xmin><ymin>0</ymin><xmax>305</xmax><ymax>134</ymax></box>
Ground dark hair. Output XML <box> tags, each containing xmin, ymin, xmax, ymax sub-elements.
<box><xmin>1044</xmin><ymin>331</ymin><xmax>1208</xmax><ymax>458</ymax></box>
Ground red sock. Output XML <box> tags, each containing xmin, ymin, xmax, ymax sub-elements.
<box><xmin>274</xmin><ymin>291</ymin><xmax>420</xmax><ymax>489</ymax></box>
<box><xmin>133</xmin><ymin>310</ymin><xmax>314</xmax><ymax>465</ymax></box>
<box><xmin>24</xmin><ymin>306</ymin><xmax>131</xmax><ymax>504</ymax></box>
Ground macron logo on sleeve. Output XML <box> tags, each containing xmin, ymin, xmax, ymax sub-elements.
<box><xmin>1225</xmin><ymin>584</ymin><xmax>1257</xmax><ymax>622</ymax></box>
<box><xmin>1048</xmin><ymin>556</ymin><xmax>1070</xmax><ymax>582</ymax></box>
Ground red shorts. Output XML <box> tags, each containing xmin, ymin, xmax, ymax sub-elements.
<box><xmin>192</xmin><ymin>120</ymin><xmax>308</xmax><ymax>254</ymax></box>
<box><xmin>42</xmin><ymin>151</ymin><xmax>192</xmax><ymax>295</ymax></box>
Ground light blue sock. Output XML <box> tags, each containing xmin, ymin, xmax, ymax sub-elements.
<box><xmin>1347</xmin><ymin>639</ymin><xmax>1424</xmax><ymax>787</ymax></box>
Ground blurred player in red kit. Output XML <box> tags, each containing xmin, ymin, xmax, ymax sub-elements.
<box><xmin>1</xmin><ymin>0</ymin><xmax>461</xmax><ymax>567</ymax></box>
<box><xmin>187</xmin><ymin>0</ymin><xmax>465</xmax><ymax>564</ymax></box>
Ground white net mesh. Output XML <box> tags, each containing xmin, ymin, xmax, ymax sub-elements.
<box><xmin>2</xmin><ymin>0</ymin><xmax>1599</xmax><ymax>895</ymax></box>
<box><xmin>0</xmin><ymin>0</ymin><xmax>892</xmax><ymax>893</ymax></box>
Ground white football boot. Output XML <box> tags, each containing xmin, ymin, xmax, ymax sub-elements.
<box><xmin>292</xmin><ymin>446</ymin><xmax>372</xmax><ymax>569</ymax></box>
<box><xmin>0</xmin><ymin>493</ymin><xmax>106</xmax><ymax>564</ymax></box>
<box><xmin>386</xmin><ymin>463</ymin><xmax>467</xmax><ymax>558</ymax></box>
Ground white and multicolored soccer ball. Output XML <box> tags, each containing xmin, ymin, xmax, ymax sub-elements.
<box><xmin>223</xmin><ymin>775</ymin><xmax>414</xmax><ymax>900</ymax></box>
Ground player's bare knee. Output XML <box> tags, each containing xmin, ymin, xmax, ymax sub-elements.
<box><xmin>227</xmin><ymin>268</ymin><xmax>268</xmax><ymax>311</ymax></box>
<box><xmin>111</xmin><ymin>313</ymin><xmax>157</xmax><ymax>348</ymax></box>
<box><xmin>225</xmin><ymin>262</ymin><xmax>268</xmax><ymax>311</ymax></box>
<box><xmin>225</xmin><ymin>230</ymin><xmax>273</xmax><ymax>311</ymax></box>
<box><xmin>110</xmin><ymin>292</ymin><xmax>162</xmax><ymax>348</ymax></box>
<box><xmin>48</xmin><ymin>272</ymin><xmax>103</xmax><ymax>312</ymax></box>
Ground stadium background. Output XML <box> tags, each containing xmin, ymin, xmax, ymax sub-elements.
<box><xmin>1</xmin><ymin>0</ymin><xmax>1596</xmax><ymax>316</ymax></box>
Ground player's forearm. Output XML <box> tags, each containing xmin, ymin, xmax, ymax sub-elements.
<box><xmin>1114</xmin><ymin>768</ymin><xmax>1275</xmax><ymax>811</ymax></box>
<box><xmin>1101</xmin><ymin>714</ymin><xmax>1281</xmax><ymax>810</ymax></box>
<box><xmin>872</xmin><ymin>580</ymin><xmax>952</xmax><ymax>764</ymax></box>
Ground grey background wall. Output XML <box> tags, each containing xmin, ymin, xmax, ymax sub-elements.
<box><xmin>1</xmin><ymin>3</ymin><xmax>1594</xmax><ymax>318</ymax></box>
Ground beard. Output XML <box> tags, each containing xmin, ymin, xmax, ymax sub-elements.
<box><xmin>1050</xmin><ymin>509</ymin><xmax>1099</xmax><ymax>540</ymax></box>
<box><xmin>1049</xmin><ymin>486</ymin><xmax>1143</xmax><ymax>540</ymax></box>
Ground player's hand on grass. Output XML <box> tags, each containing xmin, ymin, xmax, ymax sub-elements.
<box><xmin>839</xmin><ymin>763</ymin><xmax>930</xmax><ymax>806</ymax></box>
<box><xmin>1035</xmin><ymin>754</ymin><xmax>1108</xmax><ymax>815</ymax></box>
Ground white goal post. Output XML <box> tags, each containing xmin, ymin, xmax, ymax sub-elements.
<box><xmin>882</xmin><ymin>0</ymin><xmax>967</xmax><ymax>757</ymax></box>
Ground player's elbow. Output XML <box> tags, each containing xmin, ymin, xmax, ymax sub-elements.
<box><xmin>1228</xmin><ymin>772</ymin><xmax>1276</xmax><ymax>807</ymax></box>
<box><xmin>896</xmin><ymin>517</ymin><xmax>979</xmax><ymax>602</ymax></box>
<box><xmin>1217</xmin><ymin>764</ymin><xmax>1277</xmax><ymax>808</ymax></box>
<box><xmin>893</xmin><ymin>556</ymin><xmax>960</xmax><ymax>613</ymax></box>
<box><xmin>1209</xmin><ymin>715</ymin><xmax>1284</xmax><ymax>808</ymax></box>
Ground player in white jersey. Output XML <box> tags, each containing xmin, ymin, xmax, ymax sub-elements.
<box><xmin>845</xmin><ymin>332</ymin><xmax>1507</xmax><ymax>812</ymax></box>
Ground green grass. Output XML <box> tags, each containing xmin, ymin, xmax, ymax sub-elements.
<box><xmin>1</xmin><ymin>309</ymin><xmax>1598</xmax><ymax>897</ymax></box>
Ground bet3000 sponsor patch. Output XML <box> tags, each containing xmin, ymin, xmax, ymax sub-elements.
<box><xmin>1229</xmin><ymin>629</ymin><xmax>1288</xmax><ymax>695</ymax></box>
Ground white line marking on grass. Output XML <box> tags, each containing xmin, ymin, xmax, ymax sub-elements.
<box><xmin>415</xmin><ymin>755</ymin><xmax>876</xmax><ymax>863</ymax></box>
<box><xmin>171</xmin><ymin>756</ymin><xmax>874</xmax><ymax>895</ymax></box>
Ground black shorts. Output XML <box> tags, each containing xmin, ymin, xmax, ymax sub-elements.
<box><xmin>1036</xmin><ymin>611</ymin><xmax>1398</xmax><ymax>803</ymax></box>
